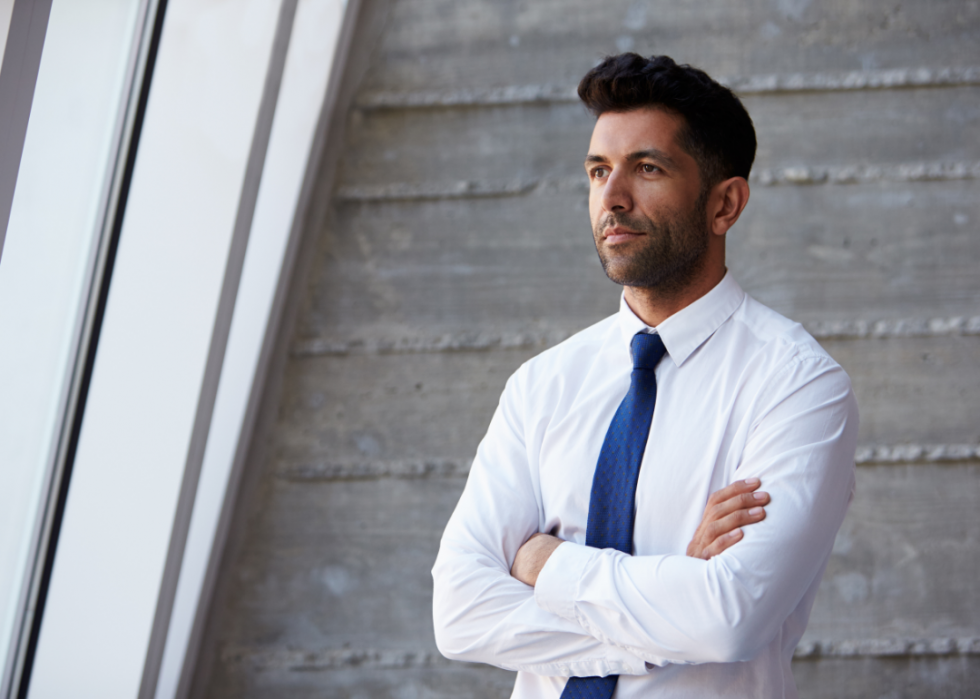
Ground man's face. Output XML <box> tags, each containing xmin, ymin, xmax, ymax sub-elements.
<box><xmin>586</xmin><ymin>107</ymin><xmax>710</xmax><ymax>293</ymax></box>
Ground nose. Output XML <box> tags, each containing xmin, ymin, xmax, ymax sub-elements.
<box><xmin>600</xmin><ymin>168</ymin><xmax>632</xmax><ymax>213</ymax></box>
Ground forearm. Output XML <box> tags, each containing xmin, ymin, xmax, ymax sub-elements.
<box><xmin>432</xmin><ymin>367</ymin><xmax>648</xmax><ymax>677</ymax></box>
<box><xmin>535</xmin><ymin>542</ymin><xmax>805</xmax><ymax>666</ymax></box>
<box><xmin>436</xmin><ymin>357</ymin><xmax>857</xmax><ymax>672</ymax></box>
<box><xmin>534</xmin><ymin>390</ymin><xmax>858</xmax><ymax>667</ymax></box>
<box><xmin>432</xmin><ymin>541</ymin><xmax>648</xmax><ymax>676</ymax></box>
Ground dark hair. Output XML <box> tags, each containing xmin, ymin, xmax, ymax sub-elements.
<box><xmin>578</xmin><ymin>54</ymin><xmax>756</xmax><ymax>188</ymax></box>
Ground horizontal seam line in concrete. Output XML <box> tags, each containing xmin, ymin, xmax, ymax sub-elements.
<box><xmin>333</xmin><ymin>161</ymin><xmax>980</xmax><ymax>202</ymax></box>
<box><xmin>794</xmin><ymin>637</ymin><xmax>980</xmax><ymax>659</ymax></box>
<box><xmin>291</xmin><ymin>315</ymin><xmax>980</xmax><ymax>358</ymax></box>
<box><xmin>275</xmin><ymin>445</ymin><xmax>980</xmax><ymax>481</ymax></box>
<box><xmin>221</xmin><ymin>636</ymin><xmax>980</xmax><ymax>670</ymax></box>
<box><xmin>354</xmin><ymin>66</ymin><xmax>980</xmax><ymax>110</ymax></box>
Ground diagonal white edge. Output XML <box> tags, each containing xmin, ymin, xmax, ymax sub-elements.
<box><xmin>153</xmin><ymin>2</ymin><xmax>347</xmax><ymax>698</ymax></box>
<box><xmin>26</xmin><ymin>1</ymin><xmax>287</xmax><ymax>697</ymax></box>
<box><xmin>0</xmin><ymin>1</ymin><xmax>145</xmax><ymax>695</ymax></box>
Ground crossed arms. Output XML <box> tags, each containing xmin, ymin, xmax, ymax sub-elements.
<box><xmin>432</xmin><ymin>357</ymin><xmax>858</xmax><ymax>676</ymax></box>
<box><xmin>511</xmin><ymin>477</ymin><xmax>771</xmax><ymax>586</ymax></box>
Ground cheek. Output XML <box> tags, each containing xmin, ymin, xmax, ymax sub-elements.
<box><xmin>636</xmin><ymin>192</ymin><xmax>683</xmax><ymax>222</ymax></box>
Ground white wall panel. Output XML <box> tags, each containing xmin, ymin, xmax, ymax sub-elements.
<box><xmin>0</xmin><ymin>0</ymin><xmax>140</xmax><ymax>687</ymax></box>
<box><xmin>154</xmin><ymin>1</ymin><xmax>346</xmax><ymax>697</ymax></box>
<box><xmin>27</xmin><ymin>1</ymin><xmax>282</xmax><ymax>697</ymax></box>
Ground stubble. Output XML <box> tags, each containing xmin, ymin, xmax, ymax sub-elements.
<box><xmin>592</xmin><ymin>191</ymin><xmax>710</xmax><ymax>296</ymax></box>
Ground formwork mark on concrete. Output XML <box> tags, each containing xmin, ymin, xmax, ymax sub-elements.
<box><xmin>754</xmin><ymin>161</ymin><xmax>980</xmax><ymax>186</ymax></box>
<box><xmin>794</xmin><ymin>637</ymin><xmax>980</xmax><ymax>659</ymax></box>
<box><xmin>221</xmin><ymin>637</ymin><xmax>980</xmax><ymax>671</ymax></box>
<box><xmin>807</xmin><ymin>315</ymin><xmax>980</xmax><ymax>340</ymax></box>
<box><xmin>292</xmin><ymin>327</ymin><xmax>575</xmax><ymax>356</ymax></box>
<box><xmin>220</xmin><ymin>646</ymin><xmax>451</xmax><ymax>671</ymax></box>
<box><xmin>292</xmin><ymin>315</ymin><xmax>980</xmax><ymax>358</ymax></box>
<box><xmin>278</xmin><ymin>458</ymin><xmax>473</xmax><ymax>481</ymax></box>
<box><xmin>854</xmin><ymin>443</ymin><xmax>980</xmax><ymax>465</ymax></box>
<box><xmin>334</xmin><ymin>161</ymin><xmax>980</xmax><ymax>202</ymax></box>
<box><xmin>276</xmin><ymin>445</ymin><xmax>980</xmax><ymax>482</ymax></box>
<box><xmin>355</xmin><ymin>66</ymin><xmax>980</xmax><ymax>109</ymax></box>
<box><xmin>336</xmin><ymin>178</ymin><xmax>539</xmax><ymax>201</ymax></box>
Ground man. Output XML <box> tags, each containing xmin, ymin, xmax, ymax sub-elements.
<box><xmin>432</xmin><ymin>54</ymin><xmax>858</xmax><ymax>698</ymax></box>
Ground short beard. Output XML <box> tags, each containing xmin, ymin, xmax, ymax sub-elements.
<box><xmin>593</xmin><ymin>189</ymin><xmax>710</xmax><ymax>296</ymax></box>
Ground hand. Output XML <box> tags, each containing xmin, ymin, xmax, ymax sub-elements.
<box><xmin>686</xmin><ymin>478</ymin><xmax>769</xmax><ymax>560</ymax></box>
<box><xmin>511</xmin><ymin>533</ymin><xmax>564</xmax><ymax>587</ymax></box>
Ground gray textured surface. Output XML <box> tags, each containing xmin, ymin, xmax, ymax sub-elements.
<box><xmin>793</xmin><ymin>656</ymin><xmax>980</xmax><ymax>699</ymax></box>
<box><xmin>360</xmin><ymin>0</ymin><xmax>979</xmax><ymax>92</ymax></box>
<box><xmin>299</xmin><ymin>181</ymin><xmax>980</xmax><ymax>338</ymax></box>
<box><xmin>807</xmin><ymin>464</ymin><xmax>980</xmax><ymax>643</ymax></box>
<box><xmin>341</xmin><ymin>88</ymin><xmax>980</xmax><ymax>187</ymax></box>
<box><xmin>192</xmin><ymin>0</ymin><xmax>980</xmax><ymax>696</ymax></box>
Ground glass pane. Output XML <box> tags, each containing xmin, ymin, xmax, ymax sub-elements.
<box><xmin>0</xmin><ymin>0</ymin><xmax>143</xmax><ymax>681</ymax></box>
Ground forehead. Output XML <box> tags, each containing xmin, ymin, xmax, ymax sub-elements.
<box><xmin>587</xmin><ymin>107</ymin><xmax>687</xmax><ymax>159</ymax></box>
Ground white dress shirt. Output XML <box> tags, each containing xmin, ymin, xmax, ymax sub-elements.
<box><xmin>432</xmin><ymin>272</ymin><xmax>859</xmax><ymax>698</ymax></box>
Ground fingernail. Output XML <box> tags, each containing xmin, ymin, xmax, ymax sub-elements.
<box><xmin>749</xmin><ymin>507</ymin><xmax>763</xmax><ymax>516</ymax></box>
<box><xmin>744</xmin><ymin>478</ymin><xmax>760</xmax><ymax>486</ymax></box>
<box><xmin>753</xmin><ymin>492</ymin><xmax>767</xmax><ymax>501</ymax></box>
<box><xmin>729</xmin><ymin>529</ymin><xmax>742</xmax><ymax>538</ymax></box>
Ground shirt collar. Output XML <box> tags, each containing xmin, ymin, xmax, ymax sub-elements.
<box><xmin>617</xmin><ymin>270</ymin><xmax>745</xmax><ymax>367</ymax></box>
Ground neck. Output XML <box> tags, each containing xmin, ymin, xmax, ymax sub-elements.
<box><xmin>624</xmin><ymin>262</ymin><xmax>726</xmax><ymax>328</ymax></box>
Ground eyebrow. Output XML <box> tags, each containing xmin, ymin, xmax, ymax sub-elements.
<box><xmin>584</xmin><ymin>149</ymin><xmax>678</xmax><ymax>169</ymax></box>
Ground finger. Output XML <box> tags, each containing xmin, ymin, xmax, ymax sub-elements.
<box><xmin>705</xmin><ymin>478</ymin><xmax>761</xmax><ymax>507</ymax></box>
<box><xmin>706</xmin><ymin>489</ymin><xmax>770</xmax><ymax>522</ymax></box>
<box><xmin>701</xmin><ymin>528</ymin><xmax>744</xmax><ymax>559</ymax></box>
<box><xmin>703</xmin><ymin>504</ymin><xmax>767</xmax><ymax>541</ymax></box>
<box><xmin>689</xmin><ymin>490</ymin><xmax>763</xmax><ymax>551</ymax></box>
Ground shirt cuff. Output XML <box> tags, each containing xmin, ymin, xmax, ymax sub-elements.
<box><xmin>534</xmin><ymin>541</ymin><xmax>596</xmax><ymax>622</ymax></box>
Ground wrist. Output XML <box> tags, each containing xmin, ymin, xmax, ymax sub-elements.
<box><xmin>511</xmin><ymin>534</ymin><xmax>564</xmax><ymax>587</ymax></box>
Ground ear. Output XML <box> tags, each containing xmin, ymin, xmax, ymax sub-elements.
<box><xmin>708</xmin><ymin>177</ymin><xmax>750</xmax><ymax>237</ymax></box>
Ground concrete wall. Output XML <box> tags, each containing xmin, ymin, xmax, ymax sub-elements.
<box><xmin>190</xmin><ymin>1</ymin><xmax>980</xmax><ymax>696</ymax></box>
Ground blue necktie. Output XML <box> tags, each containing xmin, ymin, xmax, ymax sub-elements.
<box><xmin>560</xmin><ymin>332</ymin><xmax>667</xmax><ymax>699</ymax></box>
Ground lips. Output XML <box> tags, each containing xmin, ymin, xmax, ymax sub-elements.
<box><xmin>603</xmin><ymin>226</ymin><xmax>644</xmax><ymax>245</ymax></box>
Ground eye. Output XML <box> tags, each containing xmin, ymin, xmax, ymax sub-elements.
<box><xmin>640</xmin><ymin>163</ymin><xmax>660</xmax><ymax>174</ymax></box>
<box><xmin>590</xmin><ymin>166</ymin><xmax>609</xmax><ymax>179</ymax></box>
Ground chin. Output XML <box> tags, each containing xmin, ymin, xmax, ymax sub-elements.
<box><xmin>602</xmin><ymin>266</ymin><xmax>649</xmax><ymax>288</ymax></box>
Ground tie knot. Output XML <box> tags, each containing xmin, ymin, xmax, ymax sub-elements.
<box><xmin>631</xmin><ymin>332</ymin><xmax>667</xmax><ymax>370</ymax></box>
